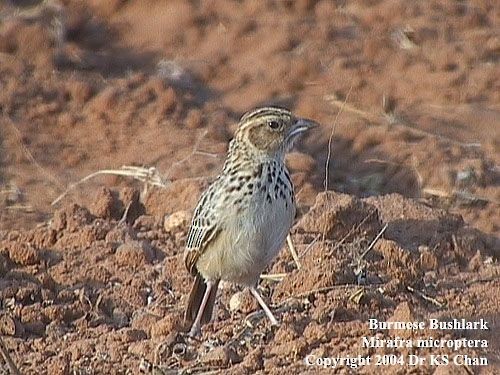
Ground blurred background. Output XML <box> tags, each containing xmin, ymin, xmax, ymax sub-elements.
<box><xmin>0</xmin><ymin>1</ymin><xmax>499</xmax><ymax>374</ymax></box>
<box><xmin>1</xmin><ymin>0</ymin><xmax>498</xmax><ymax>235</ymax></box>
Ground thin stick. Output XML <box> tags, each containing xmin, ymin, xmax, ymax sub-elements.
<box><xmin>4</xmin><ymin>115</ymin><xmax>64</xmax><ymax>192</ymax></box>
<box><xmin>324</xmin><ymin>95</ymin><xmax>378</xmax><ymax>123</ymax></box>
<box><xmin>260</xmin><ymin>273</ymin><xmax>287</xmax><ymax>281</ymax></box>
<box><xmin>0</xmin><ymin>336</ymin><xmax>21</xmax><ymax>375</ymax></box>
<box><xmin>324</xmin><ymin>86</ymin><xmax>353</xmax><ymax>192</ymax></box>
<box><xmin>299</xmin><ymin>234</ymin><xmax>321</xmax><ymax>259</ymax></box>
<box><xmin>51</xmin><ymin>129</ymin><xmax>213</xmax><ymax>206</ymax></box>
<box><xmin>325</xmin><ymin>97</ymin><xmax>481</xmax><ymax>149</ymax></box>
<box><xmin>358</xmin><ymin>223</ymin><xmax>388</xmax><ymax>261</ymax></box>
<box><xmin>164</xmin><ymin>129</ymin><xmax>210</xmax><ymax>178</ymax></box>
<box><xmin>406</xmin><ymin>286</ymin><xmax>444</xmax><ymax>308</ymax></box>
<box><xmin>423</xmin><ymin>188</ymin><xmax>499</xmax><ymax>205</ymax></box>
<box><xmin>328</xmin><ymin>209</ymin><xmax>377</xmax><ymax>256</ymax></box>
<box><xmin>286</xmin><ymin>234</ymin><xmax>301</xmax><ymax>270</ymax></box>
<box><xmin>51</xmin><ymin>166</ymin><xmax>167</xmax><ymax>206</ymax></box>
<box><xmin>118</xmin><ymin>201</ymin><xmax>132</xmax><ymax>224</ymax></box>
<box><xmin>465</xmin><ymin>277</ymin><xmax>500</xmax><ymax>287</ymax></box>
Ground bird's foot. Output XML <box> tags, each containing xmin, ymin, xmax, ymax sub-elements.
<box><xmin>188</xmin><ymin>323</ymin><xmax>201</xmax><ymax>338</ymax></box>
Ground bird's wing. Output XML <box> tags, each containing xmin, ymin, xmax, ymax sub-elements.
<box><xmin>184</xmin><ymin>185</ymin><xmax>222</xmax><ymax>275</ymax></box>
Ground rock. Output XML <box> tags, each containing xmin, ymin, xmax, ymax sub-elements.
<box><xmin>229</xmin><ymin>289</ymin><xmax>257</xmax><ymax>313</ymax></box>
<box><xmin>163</xmin><ymin>210</ymin><xmax>191</xmax><ymax>233</ymax></box>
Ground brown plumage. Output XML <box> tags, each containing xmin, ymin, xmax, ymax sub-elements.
<box><xmin>183</xmin><ymin>106</ymin><xmax>317</xmax><ymax>336</ymax></box>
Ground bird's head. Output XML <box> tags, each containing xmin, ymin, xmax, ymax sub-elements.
<box><xmin>234</xmin><ymin>107</ymin><xmax>318</xmax><ymax>159</ymax></box>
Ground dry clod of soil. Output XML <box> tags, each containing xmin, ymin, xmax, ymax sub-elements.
<box><xmin>119</xmin><ymin>187</ymin><xmax>145</xmax><ymax>223</ymax></box>
<box><xmin>3</xmin><ymin>242</ymin><xmax>40</xmax><ymax>266</ymax></box>
<box><xmin>46</xmin><ymin>355</ymin><xmax>70</xmax><ymax>375</ymax></box>
<box><xmin>89</xmin><ymin>187</ymin><xmax>123</xmax><ymax>220</ymax></box>
<box><xmin>51</xmin><ymin>204</ymin><xmax>94</xmax><ymax>233</ymax></box>
<box><xmin>0</xmin><ymin>314</ymin><xmax>23</xmax><ymax>337</ymax></box>
<box><xmin>115</xmin><ymin>240</ymin><xmax>154</xmax><ymax>267</ymax></box>
<box><xmin>296</xmin><ymin>191</ymin><xmax>382</xmax><ymax>240</ymax></box>
<box><xmin>150</xmin><ymin>313</ymin><xmax>182</xmax><ymax>339</ymax></box>
<box><xmin>387</xmin><ymin>302</ymin><xmax>418</xmax><ymax>339</ymax></box>
<box><xmin>200</xmin><ymin>345</ymin><xmax>240</xmax><ymax>367</ymax></box>
<box><xmin>374</xmin><ymin>239</ymin><xmax>420</xmax><ymax>286</ymax></box>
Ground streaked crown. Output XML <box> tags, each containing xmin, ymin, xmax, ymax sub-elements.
<box><xmin>232</xmin><ymin>106</ymin><xmax>317</xmax><ymax>160</ymax></box>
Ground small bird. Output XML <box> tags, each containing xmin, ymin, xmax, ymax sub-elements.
<box><xmin>184</xmin><ymin>106</ymin><xmax>317</xmax><ymax>336</ymax></box>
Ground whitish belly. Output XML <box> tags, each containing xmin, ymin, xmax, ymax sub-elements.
<box><xmin>197</xmin><ymin>199</ymin><xmax>294</xmax><ymax>286</ymax></box>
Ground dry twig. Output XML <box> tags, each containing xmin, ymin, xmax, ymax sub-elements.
<box><xmin>51</xmin><ymin>166</ymin><xmax>167</xmax><ymax>206</ymax></box>
<box><xmin>259</xmin><ymin>273</ymin><xmax>287</xmax><ymax>281</ymax></box>
<box><xmin>324</xmin><ymin>86</ymin><xmax>353</xmax><ymax>192</ymax></box>
<box><xmin>358</xmin><ymin>223</ymin><xmax>388</xmax><ymax>261</ymax></box>
<box><xmin>324</xmin><ymin>97</ymin><xmax>482</xmax><ymax>149</ymax></box>
<box><xmin>4</xmin><ymin>115</ymin><xmax>64</xmax><ymax>192</ymax></box>
<box><xmin>0</xmin><ymin>336</ymin><xmax>21</xmax><ymax>375</ymax></box>
<box><xmin>51</xmin><ymin>129</ymin><xmax>214</xmax><ymax>206</ymax></box>
<box><xmin>286</xmin><ymin>234</ymin><xmax>301</xmax><ymax>270</ymax></box>
<box><xmin>327</xmin><ymin>209</ymin><xmax>377</xmax><ymax>256</ymax></box>
<box><xmin>423</xmin><ymin>187</ymin><xmax>499</xmax><ymax>205</ymax></box>
<box><xmin>406</xmin><ymin>286</ymin><xmax>444</xmax><ymax>308</ymax></box>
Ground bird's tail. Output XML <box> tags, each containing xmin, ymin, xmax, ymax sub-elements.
<box><xmin>184</xmin><ymin>273</ymin><xmax>219</xmax><ymax>326</ymax></box>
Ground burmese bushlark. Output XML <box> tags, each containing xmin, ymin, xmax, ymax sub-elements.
<box><xmin>184</xmin><ymin>107</ymin><xmax>317</xmax><ymax>336</ymax></box>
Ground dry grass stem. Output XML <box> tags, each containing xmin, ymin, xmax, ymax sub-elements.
<box><xmin>51</xmin><ymin>166</ymin><xmax>167</xmax><ymax>206</ymax></box>
<box><xmin>327</xmin><ymin>209</ymin><xmax>377</xmax><ymax>256</ymax></box>
<box><xmin>286</xmin><ymin>234</ymin><xmax>301</xmax><ymax>269</ymax></box>
<box><xmin>260</xmin><ymin>273</ymin><xmax>287</xmax><ymax>281</ymax></box>
<box><xmin>4</xmin><ymin>205</ymin><xmax>34</xmax><ymax>212</ymax></box>
<box><xmin>423</xmin><ymin>187</ymin><xmax>499</xmax><ymax>205</ymax></box>
<box><xmin>359</xmin><ymin>223</ymin><xmax>388</xmax><ymax>261</ymax></box>
<box><xmin>0</xmin><ymin>336</ymin><xmax>21</xmax><ymax>375</ymax></box>
<box><xmin>324</xmin><ymin>86</ymin><xmax>353</xmax><ymax>192</ymax></box>
<box><xmin>52</xmin><ymin>129</ymin><xmax>214</xmax><ymax>206</ymax></box>
<box><xmin>5</xmin><ymin>115</ymin><xmax>64</xmax><ymax>192</ymax></box>
<box><xmin>406</xmin><ymin>286</ymin><xmax>444</xmax><ymax>308</ymax></box>
<box><xmin>299</xmin><ymin>234</ymin><xmax>321</xmax><ymax>259</ymax></box>
<box><xmin>325</xmin><ymin>97</ymin><xmax>482</xmax><ymax>148</ymax></box>
<box><xmin>324</xmin><ymin>94</ymin><xmax>377</xmax><ymax>123</ymax></box>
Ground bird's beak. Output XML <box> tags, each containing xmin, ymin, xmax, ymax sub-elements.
<box><xmin>287</xmin><ymin>117</ymin><xmax>319</xmax><ymax>139</ymax></box>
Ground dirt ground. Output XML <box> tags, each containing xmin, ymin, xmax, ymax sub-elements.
<box><xmin>0</xmin><ymin>0</ymin><xmax>499</xmax><ymax>374</ymax></box>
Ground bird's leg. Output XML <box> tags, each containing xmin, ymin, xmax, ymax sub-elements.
<box><xmin>189</xmin><ymin>280</ymin><xmax>214</xmax><ymax>337</ymax></box>
<box><xmin>249</xmin><ymin>286</ymin><xmax>278</xmax><ymax>326</ymax></box>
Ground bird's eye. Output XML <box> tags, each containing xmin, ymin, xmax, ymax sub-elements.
<box><xmin>267</xmin><ymin>120</ymin><xmax>280</xmax><ymax>130</ymax></box>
